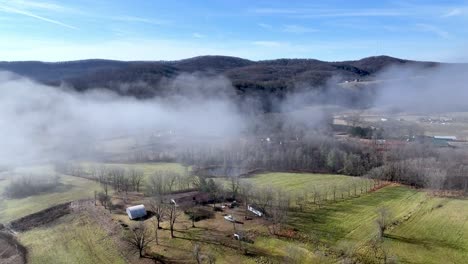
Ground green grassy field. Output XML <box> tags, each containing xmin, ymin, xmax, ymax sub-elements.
<box><xmin>239</xmin><ymin>173</ymin><xmax>467</xmax><ymax>263</ymax></box>
<box><xmin>0</xmin><ymin>174</ymin><xmax>101</xmax><ymax>223</ymax></box>
<box><xmin>235</xmin><ymin>172</ymin><xmax>375</xmax><ymax>206</ymax></box>
<box><xmin>290</xmin><ymin>186</ymin><xmax>426</xmax><ymax>244</ymax></box>
<box><xmin>288</xmin><ymin>185</ymin><xmax>467</xmax><ymax>263</ymax></box>
<box><xmin>4</xmin><ymin>167</ymin><xmax>467</xmax><ymax>263</ymax></box>
<box><xmin>248</xmin><ymin>172</ymin><xmax>372</xmax><ymax>191</ymax></box>
<box><xmin>19</xmin><ymin>213</ymin><xmax>126</xmax><ymax>264</ymax></box>
<box><xmin>81</xmin><ymin>162</ymin><xmax>189</xmax><ymax>193</ymax></box>
<box><xmin>385</xmin><ymin>196</ymin><xmax>468</xmax><ymax>264</ymax></box>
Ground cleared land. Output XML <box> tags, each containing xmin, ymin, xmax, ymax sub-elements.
<box><xmin>4</xmin><ymin>166</ymin><xmax>466</xmax><ymax>263</ymax></box>
<box><xmin>288</xmin><ymin>185</ymin><xmax>467</xmax><ymax>264</ymax></box>
<box><xmin>19</xmin><ymin>213</ymin><xmax>126</xmax><ymax>264</ymax></box>
<box><xmin>81</xmin><ymin>162</ymin><xmax>189</xmax><ymax>192</ymax></box>
<box><xmin>238</xmin><ymin>173</ymin><xmax>467</xmax><ymax>263</ymax></box>
<box><xmin>0</xmin><ymin>174</ymin><xmax>101</xmax><ymax>223</ymax></box>
<box><xmin>385</xmin><ymin>196</ymin><xmax>468</xmax><ymax>264</ymax></box>
<box><xmin>246</xmin><ymin>172</ymin><xmax>373</xmax><ymax>199</ymax></box>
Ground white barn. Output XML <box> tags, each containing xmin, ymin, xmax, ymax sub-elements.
<box><xmin>126</xmin><ymin>204</ymin><xmax>147</xmax><ymax>220</ymax></box>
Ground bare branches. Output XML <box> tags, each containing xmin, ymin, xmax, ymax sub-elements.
<box><xmin>168</xmin><ymin>203</ymin><xmax>180</xmax><ymax>238</ymax></box>
<box><xmin>129</xmin><ymin>168</ymin><xmax>144</xmax><ymax>192</ymax></box>
<box><xmin>124</xmin><ymin>222</ymin><xmax>155</xmax><ymax>258</ymax></box>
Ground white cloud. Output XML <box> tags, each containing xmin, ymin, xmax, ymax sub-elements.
<box><xmin>258</xmin><ymin>23</ymin><xmax>272</xmax><ymax>29</ymax></box>
<box><xmin>192</xmin><ymin>32</ymin><xmax>205</xmax><ymax>38</ymax></box>
<box><xmin>282</xmin><ymin>25</ymin><xmax>317</xmax><ymax>33</ymax></box>
<box><xmin>0</xmin><ymin>5</ymin><xmax>78</xmax><ymax>29</ymax></box>
<box><xmin>442</xmin><ymin>8</ymin><xmax>467</xmax><ymax>17</ymax></box>
<box><xmin>252</xmin><ymin>41</ymin><xmax>284</xmax><ymax>47</ymax></box>
<box><xmin>251</xmin><ymin>8</ymin><xmax>408</xmax><ymax>17</ymax></box>
<box><xmin>0</xmin><ymin>0</ymin><xmax>66</xmax><ymax>12</ymax></box>
<box><xmin>416</xmin><ymin>23</ymin><xmax>450</xmax><ymax>39</ymax></box>
<box><xmin>111</xmin><ymin>15</ymin><xmax>170</xmax><ymax>25</ymax></box>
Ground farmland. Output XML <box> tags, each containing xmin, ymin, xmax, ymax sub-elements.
<box><xmin>0</xmin><ymin>170</ymin><xmax>101</xmax><ymax>223</ymax></box>
<box><xmin>80</xmin><ymin>162</ymin><xmax>189</xmax><ymax>192</ymax></box>
<box><xmin>19</xmin><ymin>213</ymin><xmax>126</xmax><ymax>264</ymax></box>
<box><xmin>245</xmin><ymin>172</ymin><xmax>374</xmax><ymax>200</ymax></box>
<box><xmin>2</xmin><ymin>165</ymin><xmax>467</xmax><ymax>264</ymax></box>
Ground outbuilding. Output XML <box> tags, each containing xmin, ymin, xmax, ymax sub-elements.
<box><xmin>247</xmin><ymin>204</ymin><xmax>263</xmax><ymax>217</ymax></box>
<box><xmin>126</xmin><ymin>204</ymin><xmax>147</xmax><ymax>220</ymax></box>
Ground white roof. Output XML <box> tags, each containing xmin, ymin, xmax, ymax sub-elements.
<box><xmin>126</xmin><ymin>204</ymin><xmax>147</xmax><ymax>220</ymax></box>
<box><xmin>434</xmin><ymin>136</ymin><xmax>457</xmax><ymax>140</ymax></box>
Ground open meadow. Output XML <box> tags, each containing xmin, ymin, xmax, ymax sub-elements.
<box><xmin>2</xmin><ymin>165</ymin><xmax>467</xmax><ymax>264</ymax></box>
<box><xmin>0</xmin><ymin>166</ymin><xmax>101</xmax><ymax>223</ymax></box>
<box><xmin>19</xmin><ymin>212</ymin><xmax>126</xmax><ymax>264</ymax></box>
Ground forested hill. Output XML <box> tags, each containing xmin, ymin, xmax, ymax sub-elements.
<box><xmin>0</xmin><ymin>55</ymin><xmax>438</xmax><ymax>109</ymax></box>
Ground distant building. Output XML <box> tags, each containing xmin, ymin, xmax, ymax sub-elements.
<box><xmin>126</xmin><ymin>204</ymin><xmax>147</xmax><ymax>220</ymax></box>
<box><xmin>412</xmin><ymin>135</ymin><xmax>457</xmax><ymax>147</ymax></box>
<box><xmin>433</xmin><ymin>136</ymin><xmax>457</xmax><ymax>141</ymax></box>
<box><xmin>247</xmin><ymin>205</ymin><xmax>263</xmax><ymax>217</ymax></box>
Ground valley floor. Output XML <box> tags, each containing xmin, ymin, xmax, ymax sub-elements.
<box><xmin>1</xmin><ymin>164</ymin><xmax>467</xmax><ymax>263</ymax></box>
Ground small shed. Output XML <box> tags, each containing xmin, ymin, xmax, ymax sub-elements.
<box><xmin>126</xmin><ymin>204</ymin><xmax>147</xmax><ymax>220</ymax></box>
<box><xmin>247</xmin><ymin>205</ymin><xmax>263</xmax><ymax>217</ymax></box>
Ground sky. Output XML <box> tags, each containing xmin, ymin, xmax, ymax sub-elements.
<box><xmin>0</xmin><ymin>0</ymin><xmax>467</xmax><ymax>62</ymax></box>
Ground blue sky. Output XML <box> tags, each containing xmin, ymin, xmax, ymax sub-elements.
<box><xmin>0</xmin><ymin>0</ymin><xmax>467</xmax><ymax>62</ymax></box>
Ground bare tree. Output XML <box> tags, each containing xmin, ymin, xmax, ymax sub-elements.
<box><xmin>193</xmin><ymin>243</ymin><xmax>202</xmax><ymax>264</ymax></box>
<box><xmin>376</xmin><ymin>207</ymin><xmax>392</xmax><ymax>239</ymax></box>
<box><xmin>97</xmin><ymin>191</ymin><xmax>111</xmax><ymax>209</ymax></box>
<box><xmin>165</xmin><ymin>172</ymin><xmax>178</xmax><ymax>193</ymax></box>
<box><xmin>168</xmin><ymin>202</ymin><xmax>180</xmax><ymax>238</ymax></box>
<box><xmin>229</xmin><ymin>175</ymin><xmax>240</xmax><ymax>200</ymax></box>
<box><xmin>425</xmin><ymin>168</ymin><xmax>447</xmax><ymax>195</ymax></box>
<box><xmin>124</xmin><ymin>222</ymin><xmax>155</xmax><ymax>258</ymax></box>
<box><xmin>238</xmin><ymin>182</ymin><xmax>253</xmax><ymax>212</ymax></box>
<box><xmin>98</xmin><ymin>166</ymin><xmax>110</xmax><ymax>196</ymax></box>
<box><xmin>148</xmin><ymin>172</ymin><xmax>165</xmax><ymax>196</ymax></box>
<box><xmin>122</xmin><ymin>176</ymin><xmax>131</xmax><ymax>195</ymax></box>
<box><xmin>268</xmin><ymin>191</ymin><xmax>290</xmax><ymax>235</ymax></box>
<box><xmin>129</xmin><ymin>168</ymin><xmax>144</xmax><ymax>192</ymax></box>
<box><xmin>254</xmin><ymin>185</ymin><xmax>274</xmax><ymax>213</ymax></box>
<box><xmin>150</xmin><ymin>202</ymin><xmax>166</xmax><ymax>245</ymax></box>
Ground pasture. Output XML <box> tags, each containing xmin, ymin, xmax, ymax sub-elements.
<box><xmin>80</xmin><ymin>162</ymin><xmax>190</xmax><ymax>192</ymax></box>
<box><xmin>0</xmin><ymin>172</ymin><xmax>100</xmax><ymax>223</ymax></box>
<box><xmin>19</xmin><ymin>213</ymin><xmax>126</xmax><ymax>264</ymax></box>
<box><xmin>245</xmin><ymin>172</ymin><xmax>374</xmax><ymax>200</ymax></box>
<box><xmin>3</xmin><ymin>167</ymin><xmax>466</xmax><ymax>264</ymax></box>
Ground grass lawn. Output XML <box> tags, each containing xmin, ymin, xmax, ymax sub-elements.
<box><xmin>19</xmin><ymin>213</ymin><xmax>126</xmax><ymax>264</ymax></box>
<box><xmin>385</xmin><ymin>196</ymin><xmax>468</xmax><ymax>264</ymax></box>
<box><xmin>288</xmin><ymin>184</ymin><xmax>468</xmax><ymax>264</ymax></box>
<box><xmin>234</xmin><ymin>172</ymin><xmax>375</xmax><ymax>205</ymax></box>
<box><xmin>289</xmin><ymin>186</ymin><xmax>426</xmax><ymax>245</ymax></box>
<box><xmin>0</xmin><ymin>174</ymin><xmax>101</xmax><ymax>223</ymax></box>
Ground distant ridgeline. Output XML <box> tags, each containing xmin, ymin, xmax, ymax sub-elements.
<box><xmin>0</xmin><ymin>56</ymin><xmax>439</xmax><ymax>112</ymax></box>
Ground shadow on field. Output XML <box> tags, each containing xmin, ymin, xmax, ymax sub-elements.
<box><xmin>384</xmin><ymin>234</ymin><xmax>464</xmax><ymax>251</ymax></box>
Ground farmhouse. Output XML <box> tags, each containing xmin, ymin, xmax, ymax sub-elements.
<box><xmin>169</xmin><ymin>191</ymin><xmax>210</xmax><ymax>206</ymax></box>
<box><xmin>126</xmin><ymin>204</ymin><xmax>147</xmax><ymax>220</ymax></box>
<box><xmin>247</xmin><ymin>204</ymin><xmax>263</xmax><ymax>217</ymax></box>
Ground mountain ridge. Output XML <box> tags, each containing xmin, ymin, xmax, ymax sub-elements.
<box><xmin>0</xmin><ymin>55</ymin><xmax>446</xmax><ymax>110</ymax></box>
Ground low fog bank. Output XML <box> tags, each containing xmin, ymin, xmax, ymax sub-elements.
<box><xmin>1</xmin><ymin>61</ymin><xmax>467</xmax><ymax>167</ymax></box>
<box><xmin>0</xmin><ymin>72</ymin><xmax>244</xmax><ymax>167</ymax></box>
<box><xmin>372</xmin><ymin>63</ymin><xmax>468</xmax><ymax>113</ymax></box>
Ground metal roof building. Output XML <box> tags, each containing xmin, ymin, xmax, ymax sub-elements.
<box><xmin>126</xmin><ymin>204</ymin><xmax>147</xmax><ymax>220</ymax></box>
